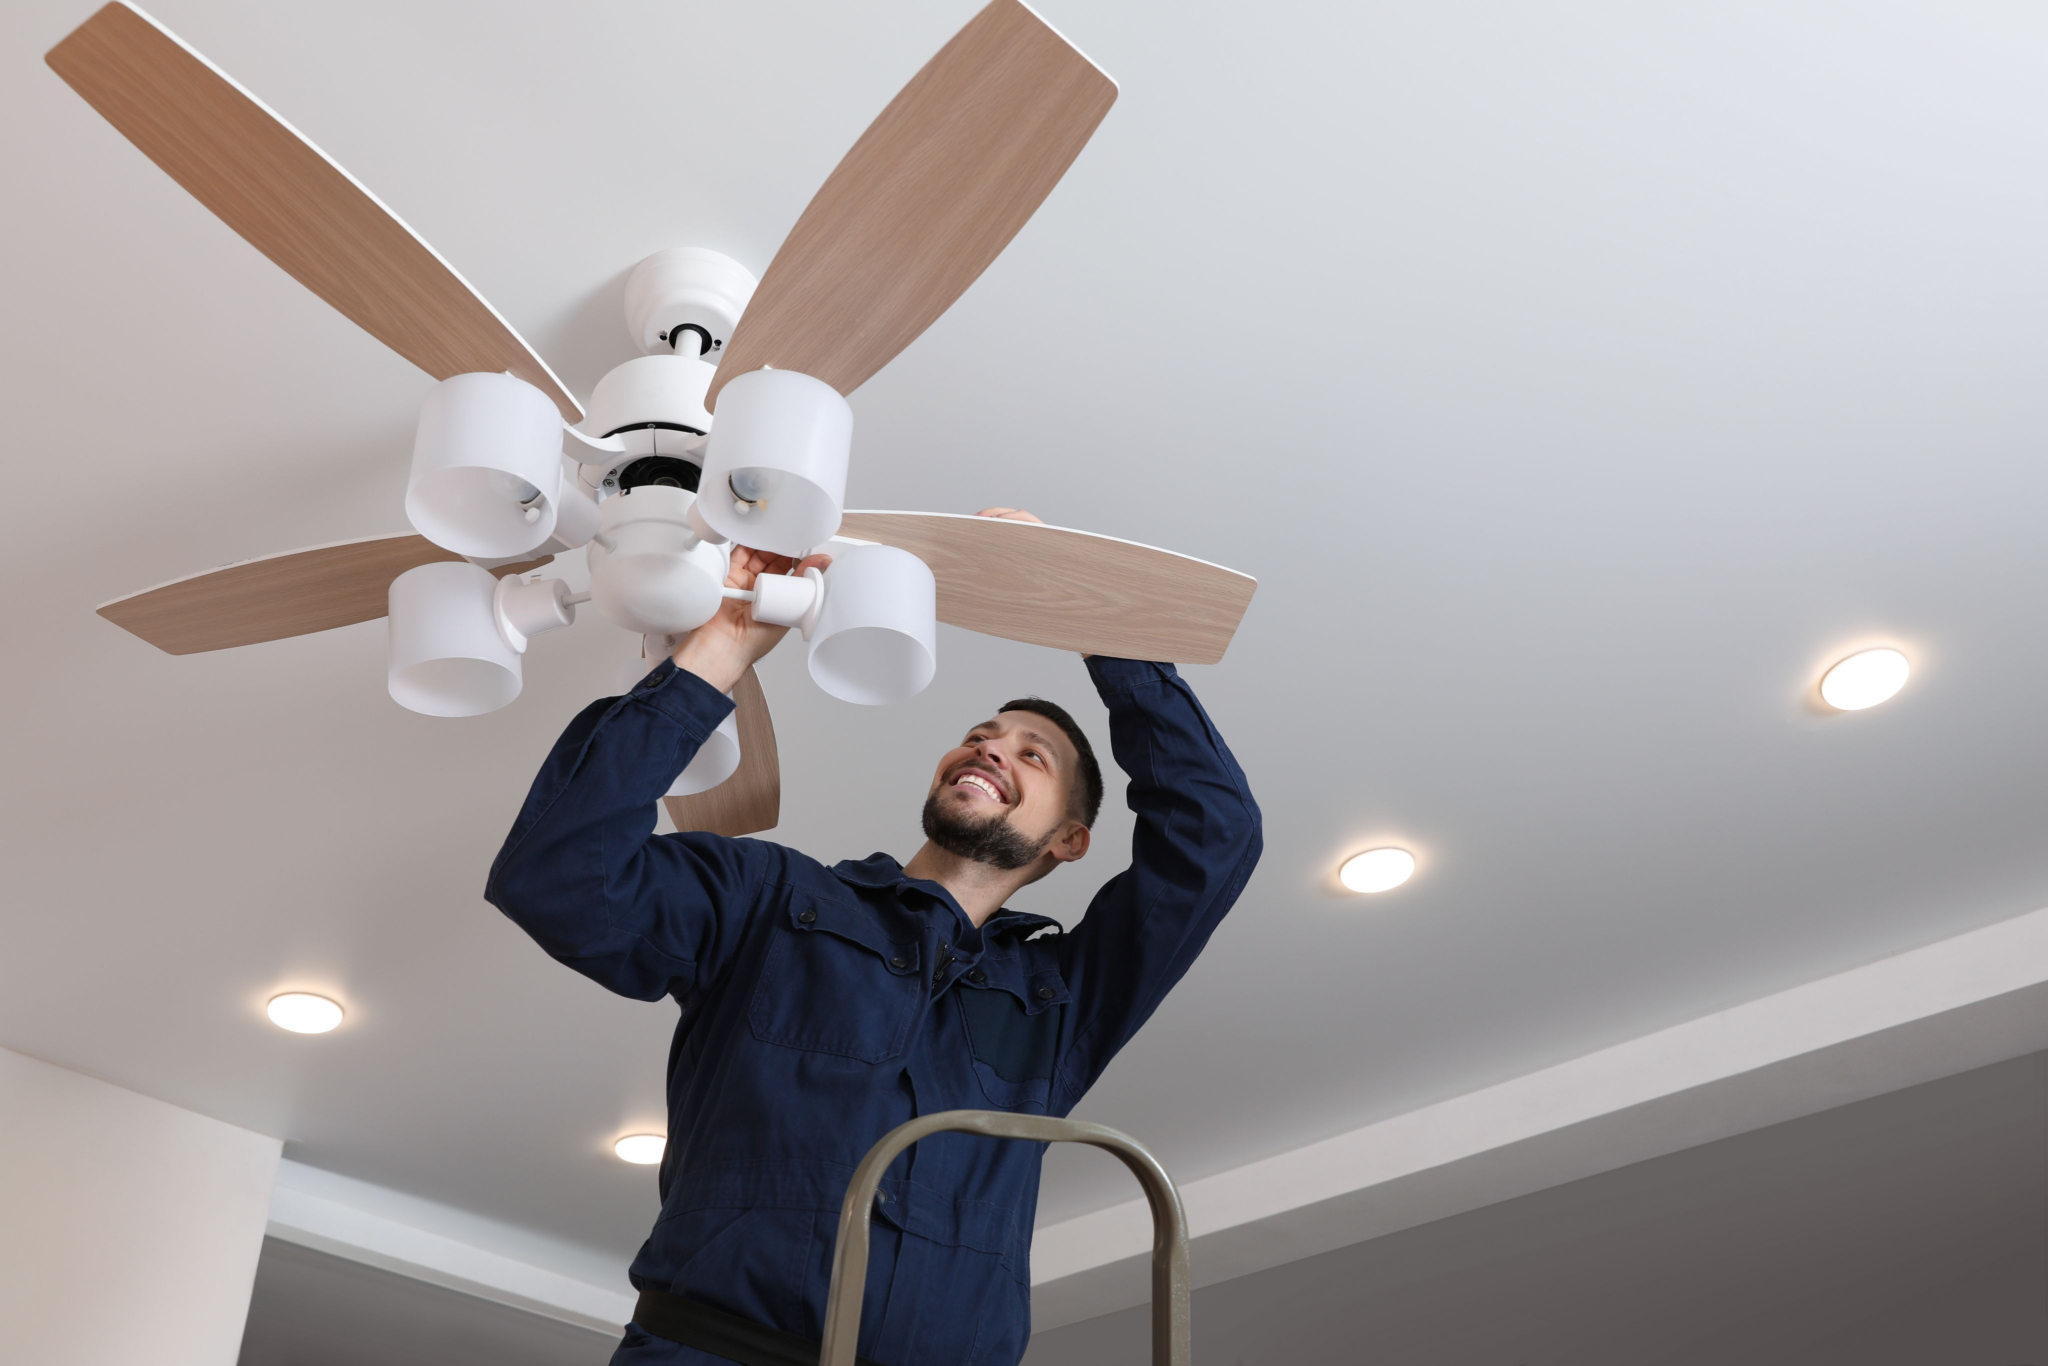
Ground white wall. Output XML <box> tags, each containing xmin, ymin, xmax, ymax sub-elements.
<box><xmin>0</xmin><ymin>1045</ymin><xmax>281</xmax><ymax>1365</ymax></box>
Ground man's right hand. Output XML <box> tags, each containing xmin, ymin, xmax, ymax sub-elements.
<box><xmin>672</xmin><ymin>546</ymin><xmax>832</xmax><ymax>694</ymax></box>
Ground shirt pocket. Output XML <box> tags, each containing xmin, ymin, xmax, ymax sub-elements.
<box><xmin>748</xmin><ymin>893</ymin><xmax>924</xmax><ymax>1063</ymax></box>
<box><xmin>957</xmin><ymin>964</ymin><xmax>1069</xmax><ymax>1111</ymax></box>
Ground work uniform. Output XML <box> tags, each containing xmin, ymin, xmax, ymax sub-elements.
<box><xmin>486</xmin><ymin>656</ymin><xmax>1261</xmax><ymax>1366</ymax></box>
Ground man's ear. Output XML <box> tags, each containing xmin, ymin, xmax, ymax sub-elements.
<box><xmin>1050</xmin><ymin>821</ymin><xmax>1090</xmax><ymax>865</ymax></box>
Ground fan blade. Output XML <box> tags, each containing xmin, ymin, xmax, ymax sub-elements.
<box><xmin>46</xmin><ymin>3</ymin><xmax>580</xmax><ymax>421</ymax></box>
<box><xmin>98</xmin><ymin>534</ymin><xmax>551</xmax><ymax>656</ymax></box>
<box><xmin>706</xmin><ymin>0</ymin><xmax>1115</xmax><ymax>408</ymax></box>
<box><xmin>664</xmin><ymin>668</ymin><xmax>780</xmax><ymax>838</ymax></box>
<box><xmin>835</xmin><ymin>512</ymin><xmax>1255</xmax><ymax>665</ymax></box>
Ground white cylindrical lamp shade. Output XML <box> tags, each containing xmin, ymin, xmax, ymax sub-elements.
<box><xmin>612</xmin><ymin>651</ymin><xmax>740</xmax><ymax>795</ymax></box>
<box><xmin>807</xmin><ymin>544</ymin><xmax>937</xmax><ymax>706</ymax></box>
<box><xmin>670</xmin><ymin>710</ymin><xmax>742</xmax><ymax>795</ymax></box>
<box><xmin>388</xmin><ymin>561</ymin><xmax>522</xmax><ymax>716</ymax></box>
<box><xmin>698</xmin><ymin>368</ymin><xmax>850</xmax><ymax>556</ymax></box>
<box><xmin>406</xmin><ymin>372</ymin><xmax>564</xmax><ymax>558</ymax></box>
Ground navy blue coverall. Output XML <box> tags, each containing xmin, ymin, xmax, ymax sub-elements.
<box><xmin>486</xmin><ymin>655</ymin><xmax>1261</xmax><ymax>1366</ymax></box>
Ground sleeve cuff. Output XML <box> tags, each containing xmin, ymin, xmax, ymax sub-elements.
<box><xmin>1085</xmin><ymin>655</ymin><xmax>1178</xmax><ymax>700</ymax></box>
<box><xmin>632</xmin><ymin>659</ymin><xmax>737</xmax><ymax>736</ymax></box>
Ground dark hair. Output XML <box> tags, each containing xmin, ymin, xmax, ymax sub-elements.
<box><xmin>996</xmin><ymin>697</ymin><xmax>1104</xmax><ymax>828</ymax></box>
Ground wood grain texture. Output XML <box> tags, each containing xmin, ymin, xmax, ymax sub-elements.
<box><xmin>46</xmin><ymin>3</ymin><xmax>580</xmax><ymax>421</ymax></box>
<box><xmin>706</xmin><ymin>0</ymin><xmax>1115</xmax><ymax>408</ymax></box>
<box><xmin>835</xmin><ymin>512</ymin><xmax>1256</xmax><ymax>664</ymax></box>
<box><xmin>664</xmin><ymin>668</ymin><xmax>780</xmax><ymax>838</ymax></box>
<box><xmin>98</xmin><ymin>534</ymin><xmax>551</xmax><ymax>655</ymax></box>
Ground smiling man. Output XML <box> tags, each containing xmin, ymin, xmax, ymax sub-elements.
<box><xmin>486</xmin><ymin>510</ymin><xmax>1262</xmax><ymax>1366</ymax></box>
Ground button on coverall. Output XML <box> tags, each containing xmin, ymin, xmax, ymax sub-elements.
<box><xmin>486</xmin><ymin>655</ymin><xmax>1262</xmax><ymax>1366</ymax></box>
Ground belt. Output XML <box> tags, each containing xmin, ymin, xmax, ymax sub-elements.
<box><xmin>633</xmin><ymin>1289</ymin><xmax>886</xmax><ymax>1366</ymax></box>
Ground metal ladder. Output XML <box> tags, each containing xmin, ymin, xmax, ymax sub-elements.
<box><xmin>818</xmin><ymin>1110</ymin><xmax>1191</xmax><ymax>1366</ymax></box>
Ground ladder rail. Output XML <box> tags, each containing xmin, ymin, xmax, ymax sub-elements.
<box><xmin>819</xmin><ymin>1109</ymin><xmax>1190</xmax><ymax>1366</ymax></box>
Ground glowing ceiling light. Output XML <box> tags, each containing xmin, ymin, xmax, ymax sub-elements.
<box><xmin>1819</xmin><ymin>648</ymin><xmax>1909</xmax><ymax>711</ymax></box>
<box><xmin>266</xmin><ymin>992</ymin><xmax>344</xmax><ymax>1034</ymax></box>
<box><xmin>1339</xmin><ymin>847</ymin><xmax>1416</xmax><ymax>894</ymax></box>
<box><xmin>614</xmin><ymin>1134</ymin><xmax>666</xmax><ymax>1165</ymax></box>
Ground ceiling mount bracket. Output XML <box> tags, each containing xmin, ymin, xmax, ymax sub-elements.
<box><xmin>625</xmin><ymin>248</ymin><xmax>759</xmax><ymax>358</ymax></box>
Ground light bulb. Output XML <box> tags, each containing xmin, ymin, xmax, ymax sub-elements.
<box><xmin>614</xmin><ymin>1134</ymin><xmax>666</xmax><ymax>1165</ymax></box>
<box><xmin>1339</xmin><ymin>848</ymin><xmax>1415</xmax><ymax>894</ymax></box>
<box><xmin>1819</xmin><ymin>648</ymin><xmax>1909</xmax><ymax>711</ymax></box>
<box><xmin>267</xmin><ymin>992</ymin><xmax>344</xmax><ymax>1034</ymax></box>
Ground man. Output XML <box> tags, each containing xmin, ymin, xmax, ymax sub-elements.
<box><xmin>486</xmin><ymin>510</ymin><xmax>1262</xmax><ymax>1366</ymax></box>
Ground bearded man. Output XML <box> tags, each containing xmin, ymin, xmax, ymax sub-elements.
<box><xmin>487</xmin><ymin>509</ymin><xmax>1262</xmax><ymax>1366</ymax></box>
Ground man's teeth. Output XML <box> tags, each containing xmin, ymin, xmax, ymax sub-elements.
<box><xmin>956</xmin><ymin>774</ymin><xmax>1002</xmax><ymax>801</ymax></box>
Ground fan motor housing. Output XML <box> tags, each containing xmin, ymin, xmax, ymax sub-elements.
<box><xmin>578</xmin><ymin>352</ymin><xmax>717</xmax><ymax>496</ymax></box>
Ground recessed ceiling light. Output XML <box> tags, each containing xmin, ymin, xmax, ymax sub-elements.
<box><xmin>614</xmin><ymin>1134</ymin><xmax>666</xmax><ymax>1165</ymax></box>
<box><xmin>266</xmin><ymin>992</ymin><xmax>344</xmax><ymax>1034</ymax></box>
<box><xmin>1339</xmin><ymin>847</ymin><xmax>1415</xmax><ymax>894</ymax></box>
<box><xmin>1819</xmin><ymin>648</ymin><xmax>1909</xmax><ymax>711</ymax></box>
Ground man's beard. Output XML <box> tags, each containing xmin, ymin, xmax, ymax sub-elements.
<box><xmin>921</xmin><ymin>789</ymin><xmax>1054</xmax><ymax>871</ymax></box>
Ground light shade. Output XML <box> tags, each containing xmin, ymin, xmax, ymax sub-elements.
<box><xmin>267</xmin><ymin>992</ymin><xmax>344</xmax><ymax>1034</ymax></box>
<box><xmin>1819</xmin><ymin>647</ymin><xmax>1909</xmax><ymax>711</ymax></box>
<box><xmin>586</xmin><ymin>486</ymin><xmax>731</xmax><ymax>635</ymax></box>
<box><xmin>671</xmin><ymin>710</ymin><xmax>742</xmax><ymax>795</ymax></box>
<box><xmin>808</xmin><ymin>544</ymin><xmax>937</xmax><ymax>706</ymax></box>
<box><xmin>614</xmin><ymin>1134</ymin><xmax>666</xmax><ymax>1165</ymax></box>
<box><xmin>406</xmin><ymin>372</ymin><xmax>564</xmax><ymax>559</ymax></box>
<box><xmin>1339</xmin><ymin>847</ymin><xmax>1415</xmax><ymax>894</ymax></box>
<box><xmin>697</xmin><ymin>368</ymin><xmax>850</xmax><ymax>556</ymax></box>
<box><xmin>388</xmin><ymin>561</ymin><xmax>521</xmax><ymax>716</ymax></box>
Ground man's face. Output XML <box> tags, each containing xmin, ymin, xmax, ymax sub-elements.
<box><xmin>921</xmin><ymin>711</ymin><xmax>1085</xmax><ymax>872</ymax></box>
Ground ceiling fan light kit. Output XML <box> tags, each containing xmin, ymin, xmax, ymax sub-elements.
<box><xmin>56</xmin><ymin>0</ymin><xmax>1257</xmax><ymax>835</ymax></box>
<box><xmin>585</xmin><ymin>485</ymin><xmax>733</xmax><ymax>638</ymax></box>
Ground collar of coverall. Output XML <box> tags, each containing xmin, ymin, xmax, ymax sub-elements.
<box><xmin>830</xmin><ymin>853</ymin><xmax>1066</xmax><ymax>942</ymax></box>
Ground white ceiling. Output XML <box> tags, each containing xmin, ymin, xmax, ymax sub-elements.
<box><xmin>7</xmin><ymin>0</ymin><xmax>2048</xmax><ymax>1269</ymax></box>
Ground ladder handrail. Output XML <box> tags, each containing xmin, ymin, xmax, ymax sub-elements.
<box><xmin>820</xmin><ymin>1110</ymin><xmax>1190</xmax><ymax>1366</ymax></box>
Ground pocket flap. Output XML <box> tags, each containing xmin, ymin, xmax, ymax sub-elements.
<box><xmin>788</xmin><ymin>895</ymin><xmax>920</xmax><ymax>976</ymax></box>
<box><xmin>1022</xmin><ymin>967</ymin><xmax>1069</xmax><ymax>1015</ymax></box>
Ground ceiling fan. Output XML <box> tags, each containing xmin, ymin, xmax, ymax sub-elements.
<box><xmin>46</xmin><ymin>0</ymin><xmax>1257</xmax><ymax>838</ymax></box>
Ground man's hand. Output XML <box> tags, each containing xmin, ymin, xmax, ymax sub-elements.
<box><xmin>672</xmin><ymin>546</ymin><xmax>832</xmax><ymax>694</ymax></box>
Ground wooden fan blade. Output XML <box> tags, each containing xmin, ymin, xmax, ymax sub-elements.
<box><xmin>46</xmin><ymin>3</ymin><xmax>580</xmax><ymax>421</ymax></box>
<box><xmin>835</xmin><ymin>512</ymin><xmax>1255</xmax><ymax>665</ymax></box>
<box><xmin>706</xmin><ymin>0</ymin><xmax>1115</xmax><ymax>409</ymax></box>
<box><xmin>664</xmin><ymin>668</ymin><xmax>781</xmax><ymax>838</ymax></box>
<box><xmin>98</xmin><ymin>534</ymin><xmax>551</xmax><ymax>656</ymax></box>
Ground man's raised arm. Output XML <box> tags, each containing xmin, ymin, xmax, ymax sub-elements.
<box><xmin>484</xmin><ymin>662</ymin><xmax>772</xmax><ymax>1002</ymax></box>
<box><xmin>1050</xmin><ymin>657</ymin><xmax>1263</xmax><ymax>1110</ymax></box>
